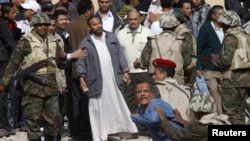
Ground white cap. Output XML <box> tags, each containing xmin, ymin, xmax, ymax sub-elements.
<box><xmin>21</xmin><ymin>0</ymin><xmax>41</xmax><ymax>12</ymax></box>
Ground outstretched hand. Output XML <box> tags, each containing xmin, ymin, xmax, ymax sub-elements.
<box><xmin>71</xmin><ymin>46</ymin><xmax>88</xmax><ymax>59</ymax></box>
<box><xmin>172</xmin><ymin>109</ymin><xmax>185</xmax><ymax>125</ymax></box>
<box><xmin>155</xmin><ymin>106</ymin><xmax>166</xmax><ymax>120</ymax></box>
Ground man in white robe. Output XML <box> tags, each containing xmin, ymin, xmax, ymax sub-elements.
<box><xmin>76</xmin><ymin>16</ymin><xmax>138</xmax><ymax>141</ymax></box>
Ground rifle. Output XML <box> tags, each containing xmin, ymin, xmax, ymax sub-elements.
<box><xmin>13</xmin><ymin>57</ymin><xmax>55</xmax><ymax>81</ymax></box>
<box><xmin>190</xmin><ymin>55</ymin><xmax>211</xmax><ymax>62</ymax></box>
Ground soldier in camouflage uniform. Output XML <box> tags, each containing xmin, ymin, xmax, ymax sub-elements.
<box><xmin>138</xmin><ymin>10</ymin><xmax>196</xmax><ymax>86</ymax></box>
<box><xmin>211</xmin><ymin>10</ymin><xmax>250</xmax><ymax>125</ymax></box>
<box><xmin>155</xmin><ymin>94</ymin><xmax>231</xmax><ymax>141</ymax></box>
<box><xmin>0</xmin><ymin>12</ymin><xmax>66</xmax><ymax>141</ymax></box>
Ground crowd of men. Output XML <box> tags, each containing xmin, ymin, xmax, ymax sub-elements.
<box><xmin>0</xmin><ymin>0</ymin><xmax>250</xmax><ymax>141</ymax></box>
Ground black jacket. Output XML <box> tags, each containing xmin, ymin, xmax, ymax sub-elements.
<box><xmin>225</xmin><ymin>0</ymin><xmax>250</xmax><ymax>24</ymax></box>
<box><xmin>0</xmin><ymin>19</ymin><xmax>16</xmax><ymax>63</ymax></box>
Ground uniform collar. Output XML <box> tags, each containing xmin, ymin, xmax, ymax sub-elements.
<box><xmin>126</xmin><ymin>25</ymin><xmax>143</xmax><ymax>33</ymax></box>
<box><xmin>30</xmin><ymin>30</ymin><xmax>47</xmax><ymax>42</ymax></box>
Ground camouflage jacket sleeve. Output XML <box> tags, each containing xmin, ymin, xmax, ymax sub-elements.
<box><xmin>181</xmin><ymin>32</ymin><xmax>194</xmax><ymax>70</ymax></box>
<box><xmin>160</xmin><ymin>119</ymin><xmax>207</xmax><ymax>141</ymax></box>
<box><xmin>214</xmin><ymin>35</ymin><xmax>237</xmax><ymax>69</ymax></box>
<box><xmin>0</xmin><ymin>39</ymin><xmax>31</xmax><ymax>86</ymax></box>
<box><xmin>140</xmin><ymin>40</ymin><xmax>152</xmax><ymax>68</ymax></box>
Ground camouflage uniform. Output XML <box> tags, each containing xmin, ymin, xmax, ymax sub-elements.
<box><xmin>160</xmin><ymin>118</ymin><xmax>208</xmax><ymax>141</ymax></box>
<box><xmin>159</xmin><ymin>94</ymin><xmax>230</xmax><ymax>141</ymax></box>
<box><xmin>141</xmin><ymin>12</ymin><xmax>195</xmax><ymax>85</ymax></box>
<box><xmin>0</xmin><ymin>13</ymin><xmax>66</xmax><ymax>140</ymax></box>
<box><xmin>161</xmin><ymin>94</ymin><xmax>212</xmax><ymax>141</ymax></box>
<box><xmin>214</xmin><ymin>11</ymin><xmax>250</xmax><ymax>125</ymax></box>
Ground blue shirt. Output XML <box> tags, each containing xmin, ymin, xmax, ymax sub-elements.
<box><xmin>196</xmin><ymin>75</ymin><xmax>209</xmax><ymax>94</ymax></box>
<box><xmin>131</xmin><ymin>98</ymin><xmax>183</xmax><ymax>141</ymax></box>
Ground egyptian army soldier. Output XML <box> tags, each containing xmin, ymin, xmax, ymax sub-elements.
<box><xmin>139</xmin><ymin>11</ymin><xmax>196</xmax><ymax>86</ymax></box>
<box><xmin>0</xmin><ymin>12</ymin><xmax>67</xmax><ymax>141</ymax></box>
<box><xmin>155</xmin><ymin>93</ymin><xmax>231</xmax><ymax>141</ymax></box>
<box><xmin>211</xmin><ymin>10</ymin><xmax>250</xmax><ymax>125</ymax></box>
<box><xmin>171</xmin><ymin>9</ymin><xmax>197</xmax><ymax>86</ymax></box>
<box><xmin>152</xmin><ymin>58</ymin><xmax>192</xmax><ymax>121</ymax></box>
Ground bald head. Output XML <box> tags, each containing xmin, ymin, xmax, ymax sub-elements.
<box><xmin>127</xmin><ymin>9</ymin><xmax>141</xmax><ymax>30</ymax></box>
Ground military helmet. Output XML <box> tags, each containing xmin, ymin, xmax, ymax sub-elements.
<box><xmin>218</xmin><ymin>10</ymin><xmax>241</xmax><ymax>26</ymax></box>
<box><xmin>160</xmin><ymin>12</ymin><xmax>180</xmax><ymax>29</ymax></box>
<box><xmin>30</xmin><ymin>12</ymin><xmax>50</xmax><ymax>26</ymax></box>
<box><xmin>189</xmin><ymin>94</ymin><xmax>215</xmax><ymax>113</ymax></box>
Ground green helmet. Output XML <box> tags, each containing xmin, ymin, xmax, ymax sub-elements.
<box><xmin>160</xmin><ymin>12</ymin><xmax>180</xmax><ymax>29</ymax></box>
<box><xmin>189</xmin><ymin>94</ymin><xmax>215</xmax><ymax>113</ymax></box>
<box><xmin>218</xmin><ymin>10</ymin><xmax>241</xmax><ymax>26</ymax></box>
<box><xmin>31</xmin><ymin>12</ymin><xmax>50</xmax><ymax>26</ymax></box>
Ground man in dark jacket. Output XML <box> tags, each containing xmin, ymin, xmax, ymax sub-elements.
<box><xmin>225</xmin><ymin>0</ymin><xmax>250</xmax><ymax>25</ymax></box>
<box><xmin>65</xmin><ymin>0</ymin><xmax>94</xmax><ymax>140</ymax></box>
<box><xmin>196</xmin><ymin>5</ymin><xmax>225</xmax><ymax>115</ymax></box>
<box><xmin>95</xmin><ymin>0</ymin><xmax>122</xmax><ymax>33</ymax></box>
<box><xmin>0</xmin><ymin>17</ymin><xmax>15</xmax><ymax>139</ymax></box>
<box><xmin>0</xmin><ymin>1</ymin><xmax>16</xmax><ymax>137</ymax></box>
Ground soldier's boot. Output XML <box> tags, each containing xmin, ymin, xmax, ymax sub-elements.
<box><xmin>44</xmin><ymin>135</ymin><xmax>56</xmax><ymax>141</ymax></box>
<box><xmin>30</xmin><ymin>137</ymin><xmax>41</xmax><ymax>141</ymax></box>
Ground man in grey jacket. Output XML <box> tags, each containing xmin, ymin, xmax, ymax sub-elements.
<box><xmin>76</xmin><ymin>16</ymin><xmax>138</xmax><ymax>141</ymax></box>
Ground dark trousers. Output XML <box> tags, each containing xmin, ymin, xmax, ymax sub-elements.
<box><xmin>7</xmin><ymin>79</ymin><xmax>17</xmax><ymax>129</ymax></box>
<box><xmin>70</xmin><ymin>78</ymin><xmax>92</xmax><ymax>140</ymax></box>
<box><xmin>0</xmin><ymin>62</ymin><xmax>9</xmax><ymax>130</ymax></box>
<box><xmin>0</xmin><ymin>91</ymin><xmax>9</xmax><ymax>130</ymax></box>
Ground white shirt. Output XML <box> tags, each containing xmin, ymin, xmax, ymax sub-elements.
<box><xmin>150</xmin><ymin>21</ymin><xmax>163</xmax><ymax>35</ymax></box>
<box><xmin>99</xmin><ymin>10</ymin><xmax>114</xmax><ymax>32</ymax></box>
<box><xmin>117</xmin><ymin>25</ymin><xmax>154</xmax><ymax>73</ymax></box>
<box><xmin>211</xmin><ymin>21</ymin><xmax>224</xmax><ymax>44</ymax></box>
<box><xmin>17</xmin><ymin>19</ymin><xmax>32</xmax><ymax>34</ymax></box>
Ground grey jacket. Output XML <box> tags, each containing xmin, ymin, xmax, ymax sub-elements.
<box><xmin>76</xmin><ymin>31</ymin><xmax>129</xmax><ymax>97</ymax></box>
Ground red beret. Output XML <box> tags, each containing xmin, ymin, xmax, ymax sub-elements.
<box><xmin>152</xmin><ymin>58</ymin><xmax>176</xmax><ymax>68</ymax></box>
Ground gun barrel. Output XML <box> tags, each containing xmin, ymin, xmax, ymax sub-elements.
<box><xmin>14</xmin><ymin>57</ymin><xmax>56</xmax><ymax>80</ymax></box>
